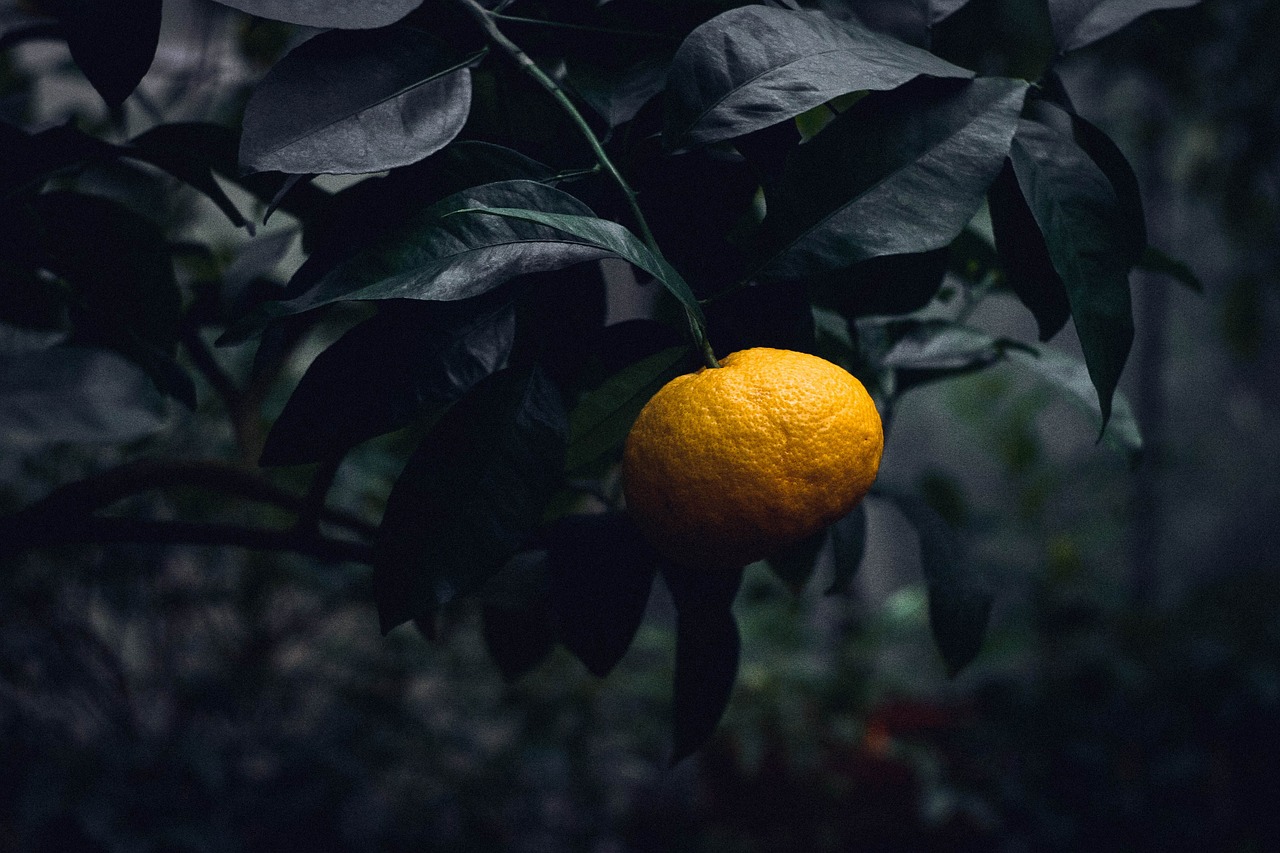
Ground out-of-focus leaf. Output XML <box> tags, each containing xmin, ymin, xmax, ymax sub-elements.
<box><xmin>0</xmin><ymin>122</ymin><xmax>119</xmax><ymax>197</ymax></box>
<box><xmin>208</xmin><ymin>0</ymin><xmax>422</xmax><ymax>29</ymax></box>
<box><xmin>663</xmin><ymin>563</ymin><xmax>743</xmax><ymax>764</ymax></box>
<box><xmin>545</xmin><ymin>513</ymin><xmax>659</xmax><ymax>678</ymax></box>
<box><xmin>826</xmin><ymin>503</ymin><xmax>867</xmax><ymax>595</ymax></box>
<box><xmin>565</xmin><ymin>345</ymin><xmax>691</xmax><ymax>473</ymax></box>
<box><xmin>240</xmin><ymin>27</ymin><xmax>478</xmax><ymax>175</ymax></box>
<box><xmin>1007</xmin><ymin>345</ymin><xmax>1143</xmax><ymax>467</ymax></box>
<box><xmin>222</xmin><ymin>181</ymin><xmax>616</xmax><ymax>342</ymax></box>
<box><xmin>756</xmin><ymin>77</ymin><xmax>1027</xmax><ymax>279</ymax></box>
<box><xmin>1008</xmin><ymin>104</ymin><xmax>1142</xmax><ymax>428</ymax></box>
<box><xmin>0</xmin><ymin>328</ymin><xmax>167</xmax><ymax>445</ymax></box>
<box><xmin>260</xmin><ymin>298</ymin><xmax>515</xmax><ymax>466</ymax></box>
<box><xmin>865</xmin><ymin>317</ymin><xmax>1027</xmax><ymax>389</ymax></box>
<box><xmin>881</xmin><ymin>489</ymin><xmax>990</xmax><ymax>676</ymax></box>
<box><xmin>809</xmin><ymin>247</ymin><xmax>950</xmax><ymax>320</ymax></box>
<box><xmin>373</xmin><ymin>366</ymin><xmax>567</xmax><ymax>632</ymax></box>
<box><xmin>1137</xmin><ymin>245</ymin><xmax>1202</xmax><ymax>293</ymax></box>
<box><xmin>54</xmin><ymin>0</ymin><xmax>161</xmax><ymax>107</ymax></box>
<box><xmin>1047</xmin><ymin>0</ymin><xmax>1200</xmax><ymax>53</ymax></box>
<box><xmin>664</xmin><ymin>5</ymin><xmax>972</xmax><ymax>150</ymax></box>
<box><xmin>454</xmin><ymin>205</ymin><xmax>713</xmax><ymax>355</ymax></box>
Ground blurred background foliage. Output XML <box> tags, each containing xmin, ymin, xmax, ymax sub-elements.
<box><xmin>2</xmin><ymin>0</ymin><xmax>1279</xmax><ymax>850</ymax></box>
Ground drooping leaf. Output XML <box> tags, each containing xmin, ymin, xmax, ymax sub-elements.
<box><xmin>881</xmin><ymin>489</ymin><xmax>991</xmax><ymax>676</ymax></box>
<box><xmin>0</xmin><ymin>121</ymin><xmax>120</xmax><ymax>198</ymax></box>
<box><xmin>989</xmin><ymin>158</ymin><xmax>1071</xmax><ymax>340</ymax></box>
<box><xmin>1136</xmin><ymin>245</ymin><xmax>1202</xmax><ymax>293</ymax></box>
<box><xmin>453</xmin><ymin>206</ymin><xmax>713</xmax><ymax>354</ymax></box>
<box><xmin>1007</xmin><ymin>345</ymin><xmax>1143</xmax><ymax>467</ymax></box>
<box><xmin>240</xmin><ymin>27</ymin><xmax>479</xmax><ymax>175</ymax></box>
<box><xmin>482</xmin><ymin>597</ymin><xmax>558</xmax><ymax>682</ymax></box>
<box><xmin>0</xmin><ymin>328</ymin><xmax>168</xmax><ymax>446</ymax></box>
<box><xmin>809</xmin><ymin>247</ymin><xmax>950</xmax><ymax>320</ymax></box>
<box><xmin>127</xmin><ymin>124</ymin><xmax>252</xmax><ymax>229</ymax></box>
<box><xmin>756</xmin><ymin>76</ymin><xmax>1027</xmax><ymax>279</ymax></box>
<box><xmin>53</xmin><ymin>0</ymin><xmax>161</xmax><ymax>107</ymax></box>
<box><xmin>766</xmin><ymin>527</ymin><xmax>828</xmax><ymax>593</ymax></box>
<box><xmin>1047</xmin><ymin>0</ymin><xmax>1201</xmax><ymax>53</ymax></box>
<box><xmin>260</xmin><ymin>297</ymin><xmax>516</xmax><ymax>466</ymax></box>
<box><xmin>222</xmin><ymin>181</ymin><xmax>617</xmax><ymax>342</ymax></box>
<box><xmin>208</xmin><ymin>0</ymin><xmax>422</xmax><ymax>29</ymax></box>
<box><xmin>373</xmin><ymin>366</ymin><xmax>567</xmax><ymax>632</ymax></box>
<box><xmin>663</xmin><ymin>563</ymin><xmax>744</xmax><ymax>764</ymax></box>
<box><xmin>545</xmin><ymin>513</ymin><xmax>659</xmax><ymax>677</ymax></box>
<box><xmin>1008</xmin><ymin>104</ymin><xmax>1142</xmax><ymax>427</ymax></box>
<box><xmin>565</xmin><ymin>345</ymin><xmax>692</xmax><ymax>473</ymax></box>
<box><xmin>862</xmin><ymin>317</ymin><xmax>1028</xmax><ymax>389</ymax></box>
<box><xmin>825</xmin><ymin>503</ymin><xmax>867</xmax><ymax>595</ymax></box>
<box><xmin>664</xmin><ymin>5</ymin><xmax>972</xmax><ymax>150</ymax></box>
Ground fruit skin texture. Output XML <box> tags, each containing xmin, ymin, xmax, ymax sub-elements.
<box><xmin>622</xmin><ymin>347</ymin><xmax>883</xmax><ymax>569</ymax></box>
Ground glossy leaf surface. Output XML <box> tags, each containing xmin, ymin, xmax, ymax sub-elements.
<box><xmin>665</xmin><ymin>5</ymin><xmax>972</xmax><ymax>150</ymax></box>
<box><xmin>240</xmin><ymin>27</ymin><xmax>477</xmax><ymax>174</ymax></box>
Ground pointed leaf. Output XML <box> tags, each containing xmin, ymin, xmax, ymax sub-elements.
<box><xmin>373</xmin><ymin>366</ymin><xmax>567</xmax><ymax>632</ymax></box>
<box><xmin>989</xmin><ymin>158</ymin><xmax>1071</xmax><ymax>340</ymax></box>
<box><xmin>222</xmin><ymin>181</ymin><xmax>617</xmax><ymax>342</ymax></box>
<box><xmin>1137</xmin><ymin>245</ymin><xmax>1202</xmax><ymax>293</ymax></box>
<box><xmin>825</xmin><ymin>503</ymin><xmax>867</xmax><ymax>595</ymax></box>
<box><xmin>54</xmin><ymin>0</ymin><xmax>161</xmax><ymax>107</ymax></box>
<box><xmin>454</xmin><ymin>206</ymin><xmax>713</xmax><ymax>354</ymax></box>
<box><xmin>569</xmin><ymin>54</ymin><xmax>671</xmax><ymax>128</ymax></box>
<box><xmin>1008</xmin><ymin>105</ymin><xmax>1141</xmax><ymax>427</ymax></box>
<box><xmin>766</xmin><ymin>527</ymin><xmax>828</xmax><ymax>594</ymax></box>
<box><xmin>128</xmin><ymin>124</ymin><xmax>249</xmax><ymax>229</ymax></box>
<box><xmin>1007</xmin><ymin>345</ymin><xmax>1142</xmax><ymax>467</ymax></box>
<box><xmin>869</xmin><ymin>318</ymin><xmax>1025</xmax><ymax>387</ymax></box>
<box><xmin>1048</xmin><ymin>0</ymin><xmax>1200</xmax><ymax>53</ymax></box>
<box><xmin>757</xmin><ymin>77</ymin><xmax>1027</xmax><ymax>279</ymax></box>
<box><xmin>482</xmin><ymin>599</ymin><xmax>557</xmax><ymax>682</ymax></box>
<box><xmin>663</xmin><ymin>563</ymin><xmax>743</xmax><ymax>764</ymax></box>
<box><xmin>208</xmin><ymin>0</ymin><xmax>422</xmax><ymax>29</ymax></box>
<box><xmin>566</xmin><ymin>345</ymin><xmax>692</xmax><ymax>473</ymax></box>
<box><xmin>260</xmin><ymin>298</ymin><xmax>515</xmax><ymax>466</ymax></box>
<box><xmin>240</xmin><ymin>27</ymin><xmax>477</xmax><ymax>175</ymax></box>
<box><xmin>664</xmin><ymin>5</ymin><xmax>972</xmax><ymax>150</ymax></box>
<box><xmin>881</xmin><ymin>490</ymin><xmax>990</xmax><ymax>676</ymax></box>
<box><xmin>545</xmin><ymin>513</ymin><xmax>659</xmax><ymax>678</ymax></box>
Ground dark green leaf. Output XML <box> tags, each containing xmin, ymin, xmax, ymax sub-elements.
<box><xmin>260</xmin><ymin>298</ymin><xmax>515</xmax><ymax>466</ymax></box>
<box><xmin>569</xmin><ymin>54</ymin><xmax>671</xmax><ymax>128</ymax></box>
<box><xmin>373</xmin><ymin>366</ymin><xmax>568</xmax><ymax>632</ymax></box>
<box><xmin>1008</xmin><ymin>105</ymin><xmax>1141</xmax><ymax>427</ymax></box>
<box><xmin>663</xmin><ymin>563</ymin><xmax>743</xmax><ymax>764</ymax></box>
<box><xmin>1137</xmin><ymin>245</ymin><xmax>1202</xmax><ymax>293</ymax></box>
<box><xmin>869</xmin><ymin>317</ymin><xmax>1023</xmax><ymax>383</ymax></box>
<box><xmin>455</xmin><ymin>205</ymin><xmax>713</xmax><ymax>353</ymax></box>
<box><xmin>766</xmin><ymin>527</ymin><xmax>828</xmax><ymax>594</ymax></box>
<box><xmin>0</xmin><ymin>328</ymin><xmax>167</xmax><ymax>445</ymax></box>
<box><xmin>989</xmin><ymin>158</ymin><xmax>1071</xmax><ymax>340</ymax></box>
<box><xmin>545</xmin><ymin>513</ymin><xmax>659</xmax><ymax>678</ymax></box>
<box><xmin>482</xmin><ymin>598</ymin><xmax>557</xmax><ymax>682</ymax></box>
<box><xmin>0</xmin><ymin>122</ymin><xmax>120</xmax><ymax>198</ymax></box>
<box><xmin>1007</xmin><ymin>345</ymin><xmax>1143</xmax><ymax>467</ymax></box>
<box><xmin>881</xmin><ymin>489</ymin><xmax>990</xmax><ymax>676</ymax></box>
<box><xmin>756</xmin><ymin>77</ymin><xmax>1027</xmax><ymax>279</ymax></box>
<box><xmin>241</xmin><ymin>27</ymin><xmax>478</xmax><ymax>175</ymax></box>
<box><xmin>825</xmin><ymin>504</ymin><xmax>867</xmax><ymax>595</ymax></box>
<box><xmin>565</xmin><ymin>345</ymin><xmax>691</xmax><ymax>473</ymax></box>
<box><xmin>128</xmin><ymin>124</ymin><xmax>250</xmax><ymax>229</ymax></box>
<box><xmin>664</xmin><ymin>5</ymin><xmax>972</xmax><ymax>150</ymax></box>
<box><xmin>222</xmin><ymin>180</ymin><xmax>617</xmax><ymax>342</ymax></box>
<box><xmin>809</xmin><ymin>248</ymin><xmax>950</xmax><ymax>320</ymax></box>
<box><xmin>208</xmin><ymin>0</ymin><xmax>422</xmax><ymax>29</ymax></box>
<box><xmin>54</xmin><ymin>0</ymin><xmax>161</xmax><ymax>107</ymax></box>
<box><xmin>1047</xmin><ymin>0</ymin><xmax>1200</xmax><ymax>53</ymax></box>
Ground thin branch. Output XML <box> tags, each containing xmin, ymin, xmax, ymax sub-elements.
<box><xmin>22</xmin><ymin>457</ymin><xmax>378</xmax><ymax>540</ymax></box>
<box><xmin>0</xmin><ymin>514</ymin><xmax>373</xmax><ymax>565</ymax></box>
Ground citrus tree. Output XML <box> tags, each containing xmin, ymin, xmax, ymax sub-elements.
<box><xmin>0</xmin><ymin>0</ymin><xmax>1198</xmax><ymax>761</ymax></box>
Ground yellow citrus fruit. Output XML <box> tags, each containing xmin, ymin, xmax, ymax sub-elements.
<box><xmin>622</xmin><ymin>347</ymin><xmax>883</xmax><ymax>569</ymax></box>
